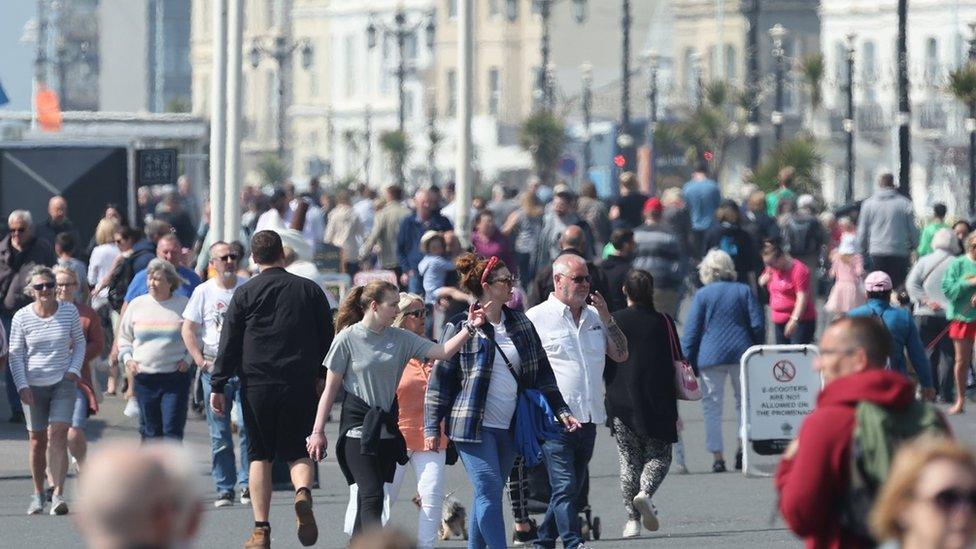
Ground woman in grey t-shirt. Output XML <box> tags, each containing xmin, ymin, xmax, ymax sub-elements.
<box><xmin>307</xmin><ymin>280</ymin><xmax>485</xmax><ymax>536</ymax></box>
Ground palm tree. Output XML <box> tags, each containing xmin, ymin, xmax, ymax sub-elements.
<box><xmin>519</xmin><ymin>111</ymin><xmax>567</xmax><ymax>185</ymax></box>
<box><xmin>948</xmin><ymin>61</ymin><xmax>976</xmax><ymax>214</ymax></box>
<box><xmin>257</xmin><ymin>154</ymin><xmax>288</xmax><ymax>186</ymax></box>
<box><xmin>798</xmin><ymin>53</ymin><xmax>825</xmax><ymax>135</ymax></box>
<box><xmin>750</xmin><ymin>136</ymin><xmax>822</xmax><ymax>194</ymax></box>
<box><xmin>379</xmin><ymin>130</ymin><xmax>411</xmax><ymax>186</ymax></box>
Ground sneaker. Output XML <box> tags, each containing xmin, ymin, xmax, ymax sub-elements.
<box><xmin>735</xmin><ymin>449</ymin><xmax>743</xmax><ymax>471</ymax></box>
<box><xmin>215</xmin><ymin>491</ymin><xmax>234</xmax><ymax>508</ymax></box>
<box><xmin>712</xmin><ymin>459</ymin><xmax>727</xmax><ymax>473</ymax></box>
<box><xmin>294</xmin><ymin>489</ymin><xmax>317</xmax><ymax>546</ymax></box>
<box><xmin>27</xmin><ymin>494</ymin><xmax>44</xmax><ymax>515</ymax></box>
<box><xmin>50</xmin><ymin>494</ymin><xmax>69</xmax><ymax>515</ymax></box>
<box><xmin>632</xmin><ymin>493</ymin><xmax>659</xmax><ymax>532</ymax></box>
<box><xmin>123</xmin><ymin>398</ymin><xmax>140</xmax><ymax>418</ymax></box>
<box><xmin>512</xmin><ymin>518</ymin><xmax>537</xmax><ymax>545</ymax></box>
<box><xmin>244</xmin><ymin>526</ymin><xmax>271</xmax><ymax>549</ymax></box>
<box><xmin>623</xmin><ymin>518</ymin><xmax>641</xmax><ymax>537</ymax></box>
<box><xmin>240</xmin><ymin>488</ymin><xmax>251</xmax><ymax>505</ymax></box>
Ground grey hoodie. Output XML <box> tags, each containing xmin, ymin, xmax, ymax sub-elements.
<box><xmin>855</xmin><ymin>188</ymin><xmax>918</xmax><ymax>257</ymax></box>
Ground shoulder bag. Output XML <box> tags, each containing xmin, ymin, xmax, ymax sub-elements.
<box><xmin>662</xmin><ymin>313</ymin><xmax>703</xmax><ymax>401</ymax></box>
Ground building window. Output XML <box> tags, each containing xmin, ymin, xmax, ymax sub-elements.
<box><xmin>448</xmin><ymin>0</ymin><xmax>457</xmax><ymax>18</ymax></box>
<box><xmin>707</xmin><ymin>45</ymin><xmax>718</xmax><ymax>80</ymax></box>
<box><xmin>925</xmin><ymin>37</ymin><xmax>939</xmax><ymax>80</ymax></box>
<box><xmin>345</xmin><ymin>35</ymin><xmax>356</xmax><ymax>98</ymax></box>
<box><xmin>447</xmin><ymin>69</ymin><xmax>457</xmax><ymax>116</ymax></box>
<box><xmin>862</xmin><ymin>40</ymin><xmax>877</xmax><ymax>103</ymax></box>
<box><xmin>489</xmin><ymin>0</ymin><xmax>500</xmax><ymax>17</ymax></box>
<box><xmin>725</xmin><ymin>45</ymin><xmax>737</xmax><ymax>83</ymax></box>
<box><xmin>488</xmin><ymin>67</ymin><xmax>500</xmax><ymax>115</ymax></box>
<box><xmin>782</xmin><ymin>37</ymin><xmax>799</xmax><ymax>112</ymax></box>
<box><xmin>266</xmin><ymin>70</ymin><xmax>276</xmax><ymax>142</ymax></box>
<box><xmin>683</xmin><ymin>47</ymin><xmax>697</xmax><ymax>103</ymax></box>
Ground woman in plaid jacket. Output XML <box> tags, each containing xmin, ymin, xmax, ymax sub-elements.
<box><xmin>425</xmin><ymin>253</ymin><xmax>580</xmax><ymax>549</ymax></box>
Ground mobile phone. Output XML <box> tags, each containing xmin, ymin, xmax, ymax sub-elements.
<box><xmin>585</xmin><ymin>294</ymin><xmax>593</xmax><ymax>305</ymax></box>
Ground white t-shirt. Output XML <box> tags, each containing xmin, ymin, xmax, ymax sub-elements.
<box><xmin>183</xmin><ymin>276</ymin><xmax>247</xmax><ymax>357</ymax></box>
<box><xmin>88</xmin><ymin>243</ymin><xmax>120</xmax><ymax>308</ymax></box>
<box><xmin>482</xmin><ymin>317</ymin><xmax>520</xmax><ymax>429</ymax></box>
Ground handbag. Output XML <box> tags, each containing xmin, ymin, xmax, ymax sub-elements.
<box><xmin>489</xmin><ymin>335</ymin><xmax>563</xmax><ymax>468</ymax></box>
<box><xmin>662</xmin><ymin>312</ymin><xmax>703</xmax><ymax>401</ymax></box>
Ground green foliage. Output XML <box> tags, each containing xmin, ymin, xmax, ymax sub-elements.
<box><xmin>379</xmin><ymin>130</ymin><xmax>411</xmax><ymax>183</ymax></box>
<box><xmin>750</xmin><ymin>136</ymin><xmax>823</xmax><ymax>194</ymax></box>
<box><xmin>257</xmin><ymin>154</ymin><xmax>288</xmax><ymax>186</ymax></box>
<box><xmin>798</xmin><ymin>53</ymin><xmax>825</xmax><ymax>111</ymax></box>
<box><xmin>519</xmin><ymin>111</ymin><xmax>568</xmax><ymax>185</ymax></box>
<box><xmin>949</xmin><ymin>62</ymin><xmax>976</xmax><ymax>106</ymax></box>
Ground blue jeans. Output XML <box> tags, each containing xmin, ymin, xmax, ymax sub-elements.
<box><xmin>455</xmin><ymin>427</ymin><xmax>518</xmax><ymax>549</ymax></box>
<box><xmin>133</xmin><ymin>371</ymin><xmax>191</xmax><ymax>440</ymax></box>
<box><xmin>201</xmin><ymin>372</ymin><xmax>249</xmax><ymax>494</ymax></box>
<box><xmin>535</xmin><ymin>423</ymin><xmax>597</xmax><ymax>549</ymax></box>
<box><xmin>1</xmin><ymin>313</ymin><xmax>21</xmax><ymax>416</ymax></box>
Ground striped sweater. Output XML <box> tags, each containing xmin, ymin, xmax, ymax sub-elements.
<box><xmin>118</xmin><ymin>294</ymin><xmax>189</xmax><ymax>374</ymax></box>
<box><xmin>8</xmin><ymin>302</ymin><xmax>85</xmax><ymax>390</ymax></box>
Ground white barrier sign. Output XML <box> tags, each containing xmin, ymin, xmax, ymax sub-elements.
<box><xmin>740</xmin><ymin>345</ymin><xmax>821</xmax><ymax>476</ymax></box>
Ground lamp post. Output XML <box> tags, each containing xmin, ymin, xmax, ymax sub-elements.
<box><xmin>746</xmin><ymin>0</ymin><xmax>761</xmax><ymax>169</ymax></box>
<box><xmin>769</xmin><ymin>24</ymin><xmax>787</xmax><ymax>143</ymax></box>
<box><xmin>618</xmin><ymin>0</ymin><xmax>634</xmax><ymax>171</ymax></box>
<box><xmin>249</xmin><ymin>32</ymin><xmax>313</xmax><ymax>159</ymax></box>
<box><xmin>642</xmin><ymin>50</ymin><xmax>660</xmax><ymax>194</ymax></box>
<box><xmin>426</xmin><ymin>86</ymin><xmax>440</xmax><ymax>187</ymax></box>
<box><xmin>507</xmin><ymin>0</ymin><xmax>587</xmax><ymax>111</ymax></box>
<box><xmin>896</xmin><ymin>0</ymin><xmax>911</xmax><ymax>199</ymax></box>
<box><xmin>844</xmin><ymin>32</ymin><xmax>856</xmax><ymax>204</ymax></box>
<box><xmin>580</xmin><ymin>62</ymin><xmax>593</xmax><ymax>173</ymax></box>
<box><xmin>968</xmin><ymin>22</ymin><xmax>976</xmax><ymax>216</ymax></box>
<box><xmin>367</xmin><ymin>8</ymin><xmax>436</xmax><ymax>135</ymax></box>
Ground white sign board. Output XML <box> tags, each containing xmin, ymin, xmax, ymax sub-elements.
<box><xmin>740</xmin><ymin>345</ymin><xmax>821</xmax><ymax>475</ymax></box>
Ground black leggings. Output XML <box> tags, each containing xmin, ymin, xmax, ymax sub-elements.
<box><xmin>344</xmin><ymin>437</ymin><xmax>398</xmax><ymax>534</ymax></box>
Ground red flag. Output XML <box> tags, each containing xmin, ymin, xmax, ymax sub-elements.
<box><xmin>35</xmin><ymin>85</ymin><xmax>62</xmax><ymax>132</ymax></box>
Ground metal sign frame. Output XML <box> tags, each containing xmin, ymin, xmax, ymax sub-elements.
<box><xmin>739</xmin><ymin>344</ymin><xmax>822</xmax><ymax>477</ymax></box>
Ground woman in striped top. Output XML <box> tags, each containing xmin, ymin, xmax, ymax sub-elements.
<box><xmin>8</xmin><ymin>266</ymin><xmax>86</xmax><ymax>516</ymax></box>
<box><xmin>117</xmin><ymin>259</ymin><xmax>190</xmax><ymax>440</ymax></box>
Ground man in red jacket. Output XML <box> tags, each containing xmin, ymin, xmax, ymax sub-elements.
<box><xmin>776</xmin><ymin>315</ymin><xmax>917</xmax><ymax>549</ymax></box>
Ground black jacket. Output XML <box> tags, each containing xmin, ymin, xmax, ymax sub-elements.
<box><xmin>703</xmin><ymin>222</ymin><xmax>762</xmax><ymax>283</ymax></box>
<box><xmin>0</xmin><ymin>235</ymin><xmax>56</xmax><ymax>315</ymax></box>
<box><xmin>528</xmin><ymin>248</ymin><xmax>610</xmax><ymax>307</ymax></box>
<box><xmin>336</xmin><ymin>392</ymin><xmax>409</xmax><ymax>485</ymax></box>
<box><xmin>599</xmin><ymin>254</ymin><xmax>632</xmax><ymax>312</ymax></box>
<box><xmin>212</xmin><ymin>267</ymin><xmax>334</xmax><ymax>392</ymax></box>
<box><xmin>604</xmin><ymin>306</ymin><xmax>679</xmax><ymax>442</ymax></box>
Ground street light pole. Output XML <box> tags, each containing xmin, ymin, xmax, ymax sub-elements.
<box><xmin>896</xmin><ymin>0</ymin><xmax>911</xmax><ymax>199</ymax></box>
<box><xmin>968</xmin><ymin>22</ymin><xmax>976</xmax><ymax>216</ymax></box>
<box><xmin>844</xmin><ymin>33</ymin><xmax>856</xmax><ymax>204</ymax></box>
<box><xmin>580</xmin><ymin>62</ymin><xmax>593</xmax><ymax>173</ymax></box>
<box><xmin>769</xmin><ymin>24</ymin><xmax>787</xmax><ymax>143</ymax></box>
<box><xmin>249</xmin><ymin>33</ymin><xmax>313</xmax><ymax>159</ymax></box>
<box><xmin>644</xmin><ymin>51</ymin><xmax>659</xmax><ymax>195</ymax></box>
<box><xmin>426</xmin><ymin>86</ymin><xmax>439</xmax><ymax>186</ymax></box>
<box><xmin>746</xmin><ymin>0</ymin><xmax>761</xmax><ymax>169</ymax></box>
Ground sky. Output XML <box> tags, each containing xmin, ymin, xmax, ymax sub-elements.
<box><xmin>0</xmin><ymin>0</ymin><xmax>37</xmax><ymax>111</ymax></box>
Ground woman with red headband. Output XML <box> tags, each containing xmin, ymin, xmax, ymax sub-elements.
<box><xmin>425</xmin><ymin>253</ymin><xmax>580</xmax><ymax>549</ymax></box>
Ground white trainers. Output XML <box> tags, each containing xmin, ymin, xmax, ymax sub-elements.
<box><xmin>27</xmin><ymin>494</ymin><xmax>44</xmax><ymax>515</ymax></box>
<box><xmin>123</xmin><ymin>398</ymin><xmax>140</xmax><ymax>418</ymax></box>
<box><xmin>623</xmin><ymin>518</ymin><xmax>641</xmax><ymax>537</ymax></box>
<box><xmin>50</xmin><ymin>494</ymin><xmax>68</xmax><ymax>515</ymax></box>
<box><xmin>633</xmin><ymin>493</ymin><xmax>659</xmax><ymax>532</ymax></box>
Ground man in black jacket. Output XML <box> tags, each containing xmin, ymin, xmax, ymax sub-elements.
<box><xmin>600</xmin><ymin>229</ymin><xmax>635</xmax><ymax>312</ymax></box>
<box><xmin>211</xmin><ymin>230</ymin><xmax>334</xmax><ymax>549</ymax></box>
<box><xmin>0</xmin><ymin>210</ymin><xmax>56</xmax><ymax>422</ymax></box>
<box><xmin>528</xmin><ymin>225</ymin><xmax>609</xmax><ymax>307</ymax></box>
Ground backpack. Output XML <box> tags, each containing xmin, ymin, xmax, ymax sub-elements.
<box><xmin>106</xmin><ymin>249</ymin><xmax>152</xmax><ymax>312</ymax></box>
<box><xmin>785</xmin><ymin>216</ymin><xmax>819</xmax><ymax>257</ymax></box>
<box><xmin>839</xmin><ymin>400</ymin><xmax>950</xmax><ymax>543</ymax></box>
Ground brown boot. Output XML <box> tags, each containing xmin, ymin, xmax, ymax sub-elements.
<box><xmin>295</xmin><ymin>488</ymin><xmax>318</xmax><ymax>546</ymax></box>
<box><xmin>244</xmin><ymin>526</ymin><xmax>270</xmax><ymax>549</ymax></box>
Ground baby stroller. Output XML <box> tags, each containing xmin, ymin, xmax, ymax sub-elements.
<box><xmin>508</xmin><ymin>457</ymin><xmax>601</xmax><ymax>542</ymax></box>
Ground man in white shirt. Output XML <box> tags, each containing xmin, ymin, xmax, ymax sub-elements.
<box><xmin>525</xmin><ymin>254</ymin><xmax>629</xmax><ymax>549</ymax></box>
<box><xmin>181</xmin><ymin>241</ymin><xmax>250</xmax><ymax>508</ymax></box>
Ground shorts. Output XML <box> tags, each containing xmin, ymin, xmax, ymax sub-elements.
<box><xmin>24</xmin><ymin>378</ymin><xmax>77</xmax><ymax>432</ymax></box>
<box><xmin>242</xmin><ymin>383</ymin><xmax>317</xmax><ymax>463</ymax></box>
<box><xmin>71</xmin><ymin>387</ymin><xmax>89</xmax><ymax>429</ymax></box>
<box><xmin>949</xmin><ymin>320</ymin><xmax>976</xmax><ymax>341</ymax></box>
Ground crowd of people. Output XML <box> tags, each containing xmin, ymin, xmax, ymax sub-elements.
<box><xmin>0</xmin><ymin>164</ymin><xmax>975</xmax><ymax>549</ymax></box>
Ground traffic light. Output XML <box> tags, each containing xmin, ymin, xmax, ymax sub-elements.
<box><xmin>613</xmin><ymin>154</ymin><xmax>626</xmax><ymax>168</ymax></box>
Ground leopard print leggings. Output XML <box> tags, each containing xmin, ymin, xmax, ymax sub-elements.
<box><xmin>613</xmin><ymin>417</ymin><xmax>672</xmax><ymax>520</ymax></box>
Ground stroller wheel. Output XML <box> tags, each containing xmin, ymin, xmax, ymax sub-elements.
<box><xmin>581</xmin><ymin>521</ymin><xmax>591</xmax><ymax>541</ymax></box>
<box><xmin>591</xmin><ymin>516</ymin><xmax>601</xmax><ymax>540</ymax></box>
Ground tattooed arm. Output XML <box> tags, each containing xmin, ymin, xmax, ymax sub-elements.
<box><xmin>590</xmin><ymin>291</ymin><xmax>629</xmax><ymax>362</ymax></box>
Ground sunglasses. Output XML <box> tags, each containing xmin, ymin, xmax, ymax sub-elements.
<box><xmin>216</xmin><ymin>254</ymin><xmax>240</xmax><ymax>262</ymax></box>
<box><xmin>928</xmin><ymin>488</ymin><xmax>976</xmax><ymax>512</ymax></box>
<box><xmin>9</xmin><ymin>228</ymin><xmax>25</xmax><ymax>234</ymax></box>
<box><xmin>403</xmin><ymin>309</ymin><xmax>427</xmax><ymax>319</ymax></box>
<box><xmin>561</xmin><ymin>274</ymin><xmax>592</xmax><ymax>284</ymax></box>
<box><xmin>490</xmin><ymin>275</ymin><xmax>519</xmax><ymax>286</ymax></box>
<box><xmin>32</xmin><ymin>282</ymin><xmax>56</xmax><ymax>291</ymax></box>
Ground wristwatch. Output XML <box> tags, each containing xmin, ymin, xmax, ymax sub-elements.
<box><xmin>465</xmin><ymin>324</ymin><xmax>477</xmax><ymax>337</ymax></box>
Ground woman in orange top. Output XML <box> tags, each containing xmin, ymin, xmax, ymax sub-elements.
<box><xmin>387</xmin><ymin>293</ymin><xmax>449</xmax><ymax>549</ymax></box>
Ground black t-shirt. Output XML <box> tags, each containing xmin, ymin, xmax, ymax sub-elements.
<box><xmin>614</xmin><ymin>193</ymin><xmax>649</xmax><ymax>229</ymax></box>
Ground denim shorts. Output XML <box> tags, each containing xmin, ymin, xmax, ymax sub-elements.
<box><xmin>71</xmin><ymin>387</ymin><xmax>89</xmax><ymax>429</ymax></box>
<box><xmin>24</xmin><ymin>378</ymin><xmax>77</xmax><ymax>432</ymax></box>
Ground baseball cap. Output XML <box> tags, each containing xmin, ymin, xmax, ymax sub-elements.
<box><xmin>553</xmin><ymin>184</ymin><xmax>576</xmax><ymax>199</ymax></box>
<box><xmin>864</xmin><ymin>271</ymin><xmax>893</xmax><ymax>292</ymax></box>
<box><xmin>642</xmin><ymin>197</ymin><xmax>663</xmax><ymax>215</ymax></box>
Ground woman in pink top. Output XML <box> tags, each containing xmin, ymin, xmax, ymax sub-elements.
<box><xmin>471</xmin><ymin>211</ymin><xmax>514</xmax><ymax>270</ymax></box>
<box><xmin>824</xmin><ymin>233</ymin><xmax>866</xmax><ymax>317</ymax></box>
<box><xmin>759</xmin><ymin>238</ymin><xmax>817</xmax><ymax>344</ymax></box>
<box><xmin>387</xmin><ymin>293</ymin><xmax>450</xmax><ymax>549</ymax></box>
